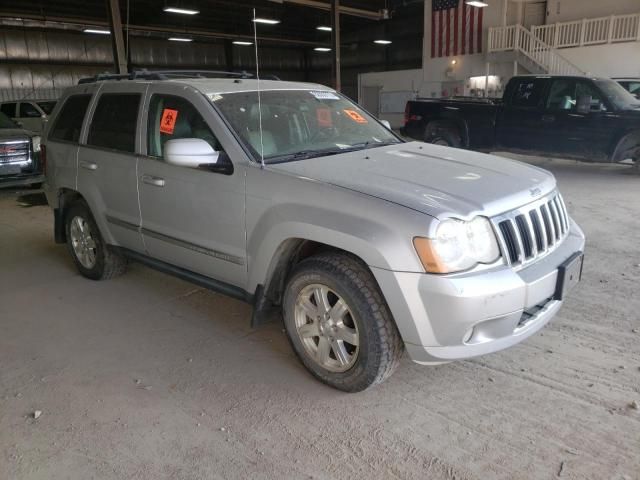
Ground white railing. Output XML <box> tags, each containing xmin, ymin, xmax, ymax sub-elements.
<box><xmin>488</xmin><ymin>25</ymin><xmax>585</xmax><ymax>75</ymax></box>
<box><xmin>531</xmin><ymin>13</ymin><xmax>640</xmax><ymax>48</ymax></box>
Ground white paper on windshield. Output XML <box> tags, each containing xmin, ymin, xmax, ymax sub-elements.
<box><xmin>310</xmin><ymin>91</ymin><xmax>340</xmax><ymax>100</ymax></box>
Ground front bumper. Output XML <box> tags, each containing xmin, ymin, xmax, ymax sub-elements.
<box><xmin>0</xmin><ymin>173</ymin><xmax>44</xmax><ymax>189</ymax></box>
<box><xmin>372</xmin><ymin>219</ymin><xmax>585</xmax><ymax>364</ymax></box>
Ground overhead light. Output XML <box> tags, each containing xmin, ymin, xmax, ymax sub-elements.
<box><xmin>163</xmin><ymin>6</ymin><xmax>199</xmax><ymax>15</ymax></box>
<box><xmin>233</xmin><ymin>41</ymin><xmax>253</xmax><ymax>46</ymax></box>
<box><xmin>168</xmin><ymin>37</ymin><xmax>193</xmax><ymax>42</ymax></box>
<box><xmin>451</xmin><ymin>59</ymin><xmax>457</xmax><ymax>65</ymax></box>
<box><xmin>374</xmin><ymin>39</ymin><xmax>392</xmax><ymax>45</ymax></box>
<box><xmin>465</xmin><ymin>1</ymin><xmax>489</xmax><ymax>7</ymax></box>
<box><xmin>252</xmin><ymin>18</ymin><xmax>280</xmax><ymax>25</ymax></box>
<box><xmin>316</xmin><ymin>26</ymin><xmax>332</xmax><ymax>31</ymax></box>
<box><xmin>83</xmin><ymin>28</ymin><xmax>110</xmax><ymax>35</ymax></box>
<box><xmin>314</xmin><ymin>47</ymin><xmax>331</xmax><ymax>52</ymax></box>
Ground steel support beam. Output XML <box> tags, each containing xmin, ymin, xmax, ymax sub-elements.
<box><xmin>275</xmin><ymin>0</ymin><xmax>381</xmax><ymax>20</ymax></box>
<box><xmin>331</xmin><ymin>0</ymin><xmax>341</xmax><ymax>91</ymax></box>
<box><xmin>106</xmin><ymin>0</ymin><xmax>127</xmax><ymax>74</ymax></box>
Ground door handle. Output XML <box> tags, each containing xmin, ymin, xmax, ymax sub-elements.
<box><xmin>141</xmin><ymin>174</ymin><xmax>165</xmax><ymax>187</ymax></box>
<box><xmin>541</xmin><ymin>114</ymin><xmax>555</xmax><ymax>123</ymax></box>
<box><xmin>79</xmin><ymin>160</ymin><xmax>98</xmax><ymax>170</ymax></box>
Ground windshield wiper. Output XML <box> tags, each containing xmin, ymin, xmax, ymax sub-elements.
<box><xmin>268</xmin><ymin>146</ymin><xmax>362</xmax><ymax>163</ymax></box>
<box><xmin>349</xmin><ymin>140</ymin><xmax>402</xmax><ymax>150</ymax></box>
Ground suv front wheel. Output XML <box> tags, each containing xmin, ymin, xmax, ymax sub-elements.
<box><xmin>283</xmin><ymin>253</ymin><xmax>403</xmax><ymax>392</ymax></box>
<box><xmin>65</xmin><ymin>201</ymin><xmax>127</xmax><ymax>280</ymax></box>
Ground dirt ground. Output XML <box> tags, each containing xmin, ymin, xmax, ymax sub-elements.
<box><xmin>1</xmin><ymin>157</ymin><xmax>639</xmax><ymax>480</ymax></box>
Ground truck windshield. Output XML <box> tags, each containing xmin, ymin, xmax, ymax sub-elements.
<box><xmin>0</xmin><ymin>112</ymin><xmax>17</xmax><ymax>129</ymax></box>
<box><xmin>594</xmin><ymin>79</ymin><xmax>640</xmax><ymax>110</ymax></box>
<box><xmin>211</xmin><ymin>89</ymin><xmax>400</xmax><ymax>163</ymax></box>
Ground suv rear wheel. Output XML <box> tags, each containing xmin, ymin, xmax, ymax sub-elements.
<box><xmin>283</xmin><ymin>253</ymin><xmax>403</xmax><ymax>392</ymax></box>
<box><xmin>65</xmin><ymin>201</ymin><xmax>127</xmax><ymax>280</ymax></box>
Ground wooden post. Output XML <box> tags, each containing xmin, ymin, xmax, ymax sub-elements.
<box><xmin>580</xmin><ymin>18</ymin><xmax>587</xmax><ymax>46</ymax></box>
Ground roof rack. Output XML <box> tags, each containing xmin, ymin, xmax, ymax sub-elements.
<box><xmin>77</xmin><ymin>69</ymin><xmax>263</xmax><ymax>84</ymax></box>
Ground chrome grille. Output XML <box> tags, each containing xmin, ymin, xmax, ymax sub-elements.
<box><xmin>0</xmin><ymin>140</ymin><xmax>31</xmax><ymax>165</ymax></box>
<box><xmin>492</xmin><ymin>191</ymin><xmax>570</xmax><ymax>268</ymax></box>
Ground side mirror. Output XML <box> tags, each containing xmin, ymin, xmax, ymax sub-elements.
<box><xmin>164</xmin><ymin>138</ymin><xmax>220</xmax><ymax>168</ymax></box>
<box><xmin>15</xmin><ymin>121</ymin><xmax>23</xmax><ymax>128</ymax></box>
<box><xmin>164</xmin><ymin>138</ymin><xmax>233</xmax><ymax>174</ymax></box>
<box><xmin>380</xmin><ymin>119</ymin><xmax>392</xmax><ymax>130</ymax></box>
<box><xmin>576</xmin><ymin>95</ymin><xmax>592</xmax><ymax>115</ymax></box>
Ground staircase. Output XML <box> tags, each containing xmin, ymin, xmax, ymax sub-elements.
<box><xmin>488</xmin><ymin>24</ymin><xmax>585</xmax><ymax>76</ymax></box>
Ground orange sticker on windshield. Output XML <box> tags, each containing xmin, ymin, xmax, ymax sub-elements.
<box><xmin>160</xmin><ymin>108</ymin><xmax>178</xmax><ymax>134</ymax></box>
<box><xmin>343</xmin><ymin>109</ymin><xmax>368</xmax><ymax>124</ymax></box>
<box><xmin>317</xmin><ymin>107</ymin><xmax>332</xmax><ymax>127</ymax></box>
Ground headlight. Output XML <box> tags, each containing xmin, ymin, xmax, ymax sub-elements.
<box><xmin>413</xmin><ymin>217</ymin><xmax>500</xmax><ymax>273</ymax></box>
<box><xmin>32</xmin><ymin>136</ymin><xmax>41</xmax><ymax>153</ymax></box>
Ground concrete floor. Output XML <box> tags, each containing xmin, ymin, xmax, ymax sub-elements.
<box><xmin>1</xmin><ymin>158</ymin><xmax>639</xmax><ymax>480</ymax></box>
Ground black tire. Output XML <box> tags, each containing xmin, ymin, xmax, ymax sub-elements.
<box><xmin>64</xmin><ymin>201</ymin><xmax>127</xmax><ymax>280</ymax></box>
<box><xmin>613</xmin><ymin>131</ymin><xmax>640</xmax><ymax>164</ymax></box>
<box><xmin>283</xmin><ymin>252</ymin><xmax>404</xmax><ymax>392</ymax></box>
<box><xmin>430</xmin><ymin>129</ymin><xmax>461</xmax><ymax>147</ymax></box>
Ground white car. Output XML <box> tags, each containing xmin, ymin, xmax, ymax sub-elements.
<box><xmin>0</xmin><ymin>99</ymin><xmax>57</xmax><ymax>133</ymax></box>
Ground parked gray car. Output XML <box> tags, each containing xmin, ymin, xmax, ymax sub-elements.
<box><xmin>43</xmin><ymin>72</ymin><xmax>585</xmax><ymax>391</ymax></box>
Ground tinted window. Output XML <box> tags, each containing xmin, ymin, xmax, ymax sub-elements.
<box><xmin>147</xmin><ymin>94</ymin><xmax>221</xmax><ymax>158</ymax></box>
<box><xmin>546</xmin><ymin>79</ymin><xmax>606</xmax><ymax>112</ymax></box>
<box><xmin>0</xmin><ymin>102</ymin><xmax>16</xmax><ymax>117</ymax></box>
<box><xmin>37</xmin><ymin>101</ymin><xmax>57</xmax><ymax>115</ymax></box>
<box><xmin>49</xmin><ymin>95</ymin><xmax>92</xmax><ymax>143</ymax></box>
<box><xmin>510</xmin><ymin>79</ymin><xmax>544</xmax><ymax>108</ymax></box>
<box><xmin>19</xmin><ymin>102</ymin><xmax>41</xmax><ymax>118</ymax></box>
<box><xmin>88</xmin><ymin>94</ymin><xmax>140</xmax><ymax>153</ymax></box>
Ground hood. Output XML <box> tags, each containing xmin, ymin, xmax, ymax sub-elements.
<box><xmin>0</xmin><ymin>128</ymin><xmax>32</xmax><ymax>140</ymax></box>
<box><xmin>269</xmin><ymin>142</ymin><xmax>556</xmax><ymax>219</ymax></box>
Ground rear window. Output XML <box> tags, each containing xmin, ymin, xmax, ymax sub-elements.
<box><xmin>0</xmin><ymin>102</ymin><xmax>16</xmax><ymax>117</ymax></box>
<box><xmin>49</xmin><ymin>95</ymin><xmax>92</xmax><ymax>143</ymax></box>
<box><xmin>19</xmin><ymin>102</ymin><xmax>41</xmax><ymax>118</ymax></box>
<box><xmin>87</xmin><ymin>93</ymin><xmax>140</xmax><ymax>153</ymax></box>
<box><xmin>510</xmin><ymin>79</ymin><xmax>545</xmax><ymax>108</ymax></box>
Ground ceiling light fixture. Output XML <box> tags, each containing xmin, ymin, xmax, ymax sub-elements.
<box><xmin>252</xmin><ymin>18</ymin><xmax>280</xmax><ymax>25</ymax></box>
<box><xmin>464</xmin><ymin>1</ymin><xmax>489</xmax><ymax>7</ymax></box>
<box><xmin>374</xmin><ymin>39</ymin><xmax>392</xmax><ymax>45</ymax></box>
<box><xmin>316</xmin><ymin>26</ymin><xmax>332</xmax><ymax>31</ymax></box>
<box><xmin>314</xmin><ymin>47</ymin><xmax>331</xmax><ymax>52</ymax></box>
<box><xmin>163</xmin><ymin>7</ymin><xmax>200</xmax><ymax>15</ymax></box>
<box><xmin>233</xmin><ymin>41</ymin><xmax>253</xmax><ymax>46</ymax></box>
<box><xmin>168</xmin><ymin>37</ymin><xmax>193</xmax><ymax>42</ymax></box>
<box><xmin>83</xmin><ymin>28</ymin><xmax>111</xmax><ymax>34</ymax></box>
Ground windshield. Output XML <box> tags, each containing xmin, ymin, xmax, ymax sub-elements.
<box><xmin>0</xmin><ymin>111</ymin><xmax>17</xmax><ymax>129</ymax></box>
<box><xmin>594</xmin><ymin>79</ymin><xmax>640</xmax><ymax>109</ymax></box>
<box><xmin>37</xmin><ymin>101</ymin><xmax>57</xmax><ymax>115</ymax></box>
<box><xmin>211</xmin><ymin>89</ymin><xmax>400</xmax><ymax>163</ymax></box>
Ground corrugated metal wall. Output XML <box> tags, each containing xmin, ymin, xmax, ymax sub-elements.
<box><xmin>0</xmin><ymin>28</ymin><xmax>308</xmax><ymax>101</ymax></box>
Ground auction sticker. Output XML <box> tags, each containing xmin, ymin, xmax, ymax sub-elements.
<box><xmin>310</xmin><ymin>91</ymin><xmax>340</xmax><ymax>100</ymax></box>
<box><xmin>343</xmin><ymin>109</ymin><xmax>368</xmax><ymax>124</ymax></box>
<box><xmin>160</xmin><ymin>108</ymin><xmax>178</xmax><ymax>134</ymax></box>
<box><xmin>316</xmin><ymin>107</ymin><xmax>333</xmax><ymax>127</ymax></box>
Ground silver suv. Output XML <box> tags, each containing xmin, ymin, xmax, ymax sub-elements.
<box><xmin>43</xmin><ymin>72</ymin><xmax>585</xmax><ymax>392</ymax></box>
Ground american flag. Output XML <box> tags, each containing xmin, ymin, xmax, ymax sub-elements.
<box><xmin>431</xmin><ymin>0</ymin><xmax>484</xmax><ymax>58</ymax></box>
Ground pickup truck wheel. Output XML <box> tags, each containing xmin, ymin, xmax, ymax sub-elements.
<box><xmin>283</xmin><ymin>253</ymin><xmax>403</xmax><ymax>392</ymax></box>
<box><xmin>65</xmin><ymin>202</ymin><xmax>127</xmax><ymax>280</ymax></box>
<box><xmin>430</xmin><ymin>130</ymin><xmax>461</xmax><ymax>148</ymax></box>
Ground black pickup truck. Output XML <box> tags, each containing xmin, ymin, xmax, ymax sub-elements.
<box><xmin>0</xmin><ymin>111</ymin><xmax>44</xmax><ymax>188</ymax></box>
<box><xmin>403</xmin><ymin>75</ymin><xmax>640</xmax><ymax>164</ymax></box>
